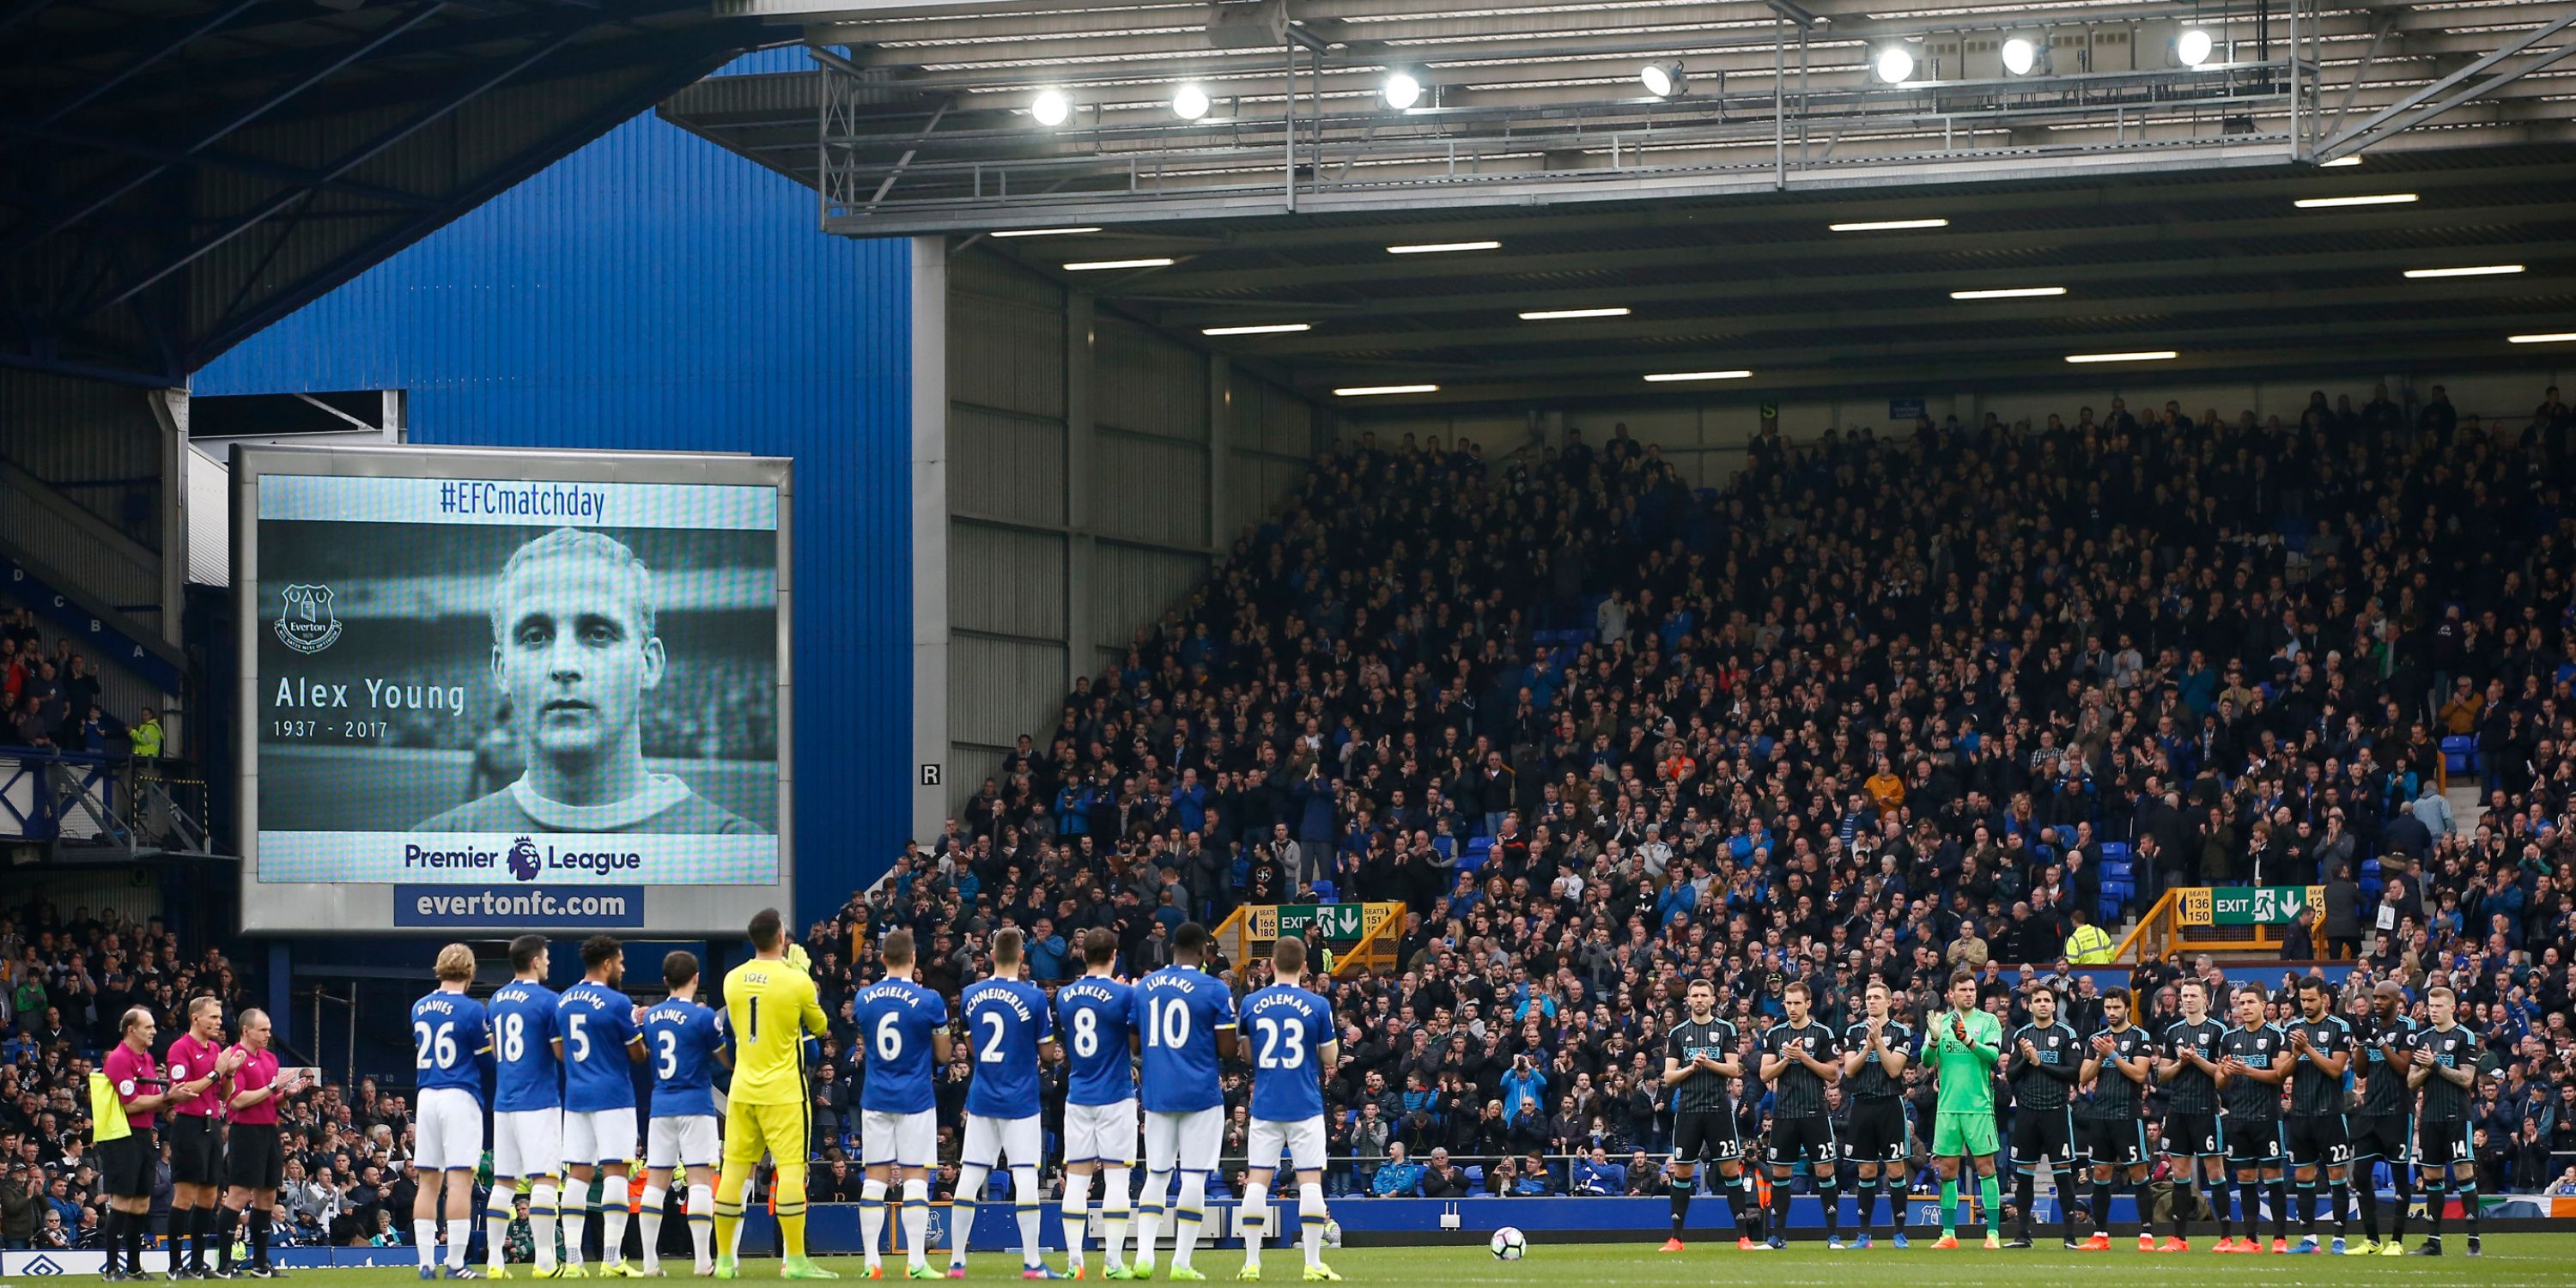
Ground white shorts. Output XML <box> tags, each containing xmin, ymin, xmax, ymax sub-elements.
<box><xmin>1245</xmin><ymin>1117</ymin><xmax>1326</xmax><ymax>1175</ymax></box>
<box><xmin>563</xmin><ymin>1106</ymin><xmax>640</xmax><ymax>1168</ymax></box>
<box><xmin>1142</xmin><ymin>1107</ymin><xmax>1223</xmax><ymax>1175</ymax></box>
<box><xmin>647</xmin><ymin>1115</ymin><xmax>720</xmax><ymax>1170</ymax></box>
<box><xmin>961</xmin><ymin>1114</ymin><xmax>1043</xmax><ymax>1171</ymax></box>
<box><xmin>1064</xmin><ymin>1100</ymin><xmax>1138</xmax><ymax>1168</ymax></box>
<box><xmin>416</xmin><ymin>1087</ymin><xmax>484</xmax><ymax>1172</ymax></box>
<box><xmin>861</xmin><ymin>1109</ymin><xmax>937</xmax><ymax>1169</ymax></box>
<box><xmin>494</xmin><ymin>1108</ymin><xmax>563</xmax><ymax>1179</ymax></box>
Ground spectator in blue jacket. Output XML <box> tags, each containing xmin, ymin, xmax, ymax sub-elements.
<box><xmin>1571</xmin><ymin>1145</ymin><xmax>1625</xmax><ymax>1195</ymax></box>
<box><xmin>1370</xmin><ymin>1143</ymin><xmax>1423</xmax><ymax>1197</ymax></box>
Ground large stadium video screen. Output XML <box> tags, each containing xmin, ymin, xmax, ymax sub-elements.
<box><xmin>233</xmin><ymin>445</ymin><xmax>793</xmax><ymax>934</ymax></box>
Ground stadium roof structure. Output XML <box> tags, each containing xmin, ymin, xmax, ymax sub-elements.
<box><xmin>3</xmin><ymin>0</ymin><xmax>766</xmax><ymax>385</ymax></box>
<box><xmin>665</xmin><ymin>0</ymin><xmax>2576</xmax><ymax>410</ymax></box>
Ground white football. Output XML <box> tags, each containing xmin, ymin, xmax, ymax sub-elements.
<box><xmin>1490</xmin><ymin>1226</ymin><xmax>1528</xmax><ymax>1261</ymax></box>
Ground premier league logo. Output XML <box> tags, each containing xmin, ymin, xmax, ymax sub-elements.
<box><xmin>274</xmin><ymin>584</ymin><xmax>343</xmax><ymax>654</ymax></box>
<box><xmin>507</xmin><ymin>836</ymin><xmax>542</xmax><ymax>881</ymax></box>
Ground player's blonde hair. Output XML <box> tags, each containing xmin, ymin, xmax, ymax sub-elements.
<box><xmin>434</xmin><ymin>943</ymin><xmax>477</xmax><ymax>982</ymax></box>
<box><xmin>489</xmin><ymin>527</ymin><xmax>656</xmax><ymax>641</ymax></box>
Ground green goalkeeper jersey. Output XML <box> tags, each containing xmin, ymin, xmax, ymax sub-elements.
<box><xmin>1925</xmin><ymin>1005</ymin><xmax>2003</xmax><ymax>1113</ymax></box>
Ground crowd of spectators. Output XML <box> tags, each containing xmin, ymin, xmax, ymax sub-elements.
<box><xmin>0</xmin><ymin>601</ymin><xmax>161</xmax><ymax>761</ymax></box>
<box><xmin>797</xmin><ymin>382</ymin><xmax>2576</xmax><ymax>1197</ymax></box>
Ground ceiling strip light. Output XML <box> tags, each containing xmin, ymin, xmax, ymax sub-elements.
<box><xmin>1643</xmin><ymin>370</ymin><xmax>1753</xmax><ymax>382</ymax></box>
<box><xmin>2065</xmin><ymin>350</ymin><xmax>2178</xmax><ymax>364</ymax></box>
<box><xmin>1387</xmin><ymin>240</ymin><xmax>1501</xmax><ymax>254</ymax></box>
<box><xmin>1200</xmin><ymin>323</ymin><xmax>1311</xmax><ymax>336</ymax></box>
<box><xmin>2403</xmin><ymin>264</ymin><xmax>2524</xmax><ymax>279</ymax></box>
<box><xmin>1062</xmin><ymin>258</ymin><xmax>1173</xmax><ymax>270</ymax></box>
<box><xmin>2319</xmin><ymin>155</ymin><xmax>2362</xmax><ymax>167</ymax></box>
<box><xmin>992</xmin><ymin>227</ymin><xmax>1102</xmax><ymax>238</ymax></box>
<box><xmin>2507</xmin><ymin>332</ymin><xmax>2576</xmax><ymax>344</ymax></box>
<box><xmin>2293</xmin><ymin>192</ymin><xmax>2416</xmax><ymax>208</ymax></box>
<box><xmin>1519</xmin><ymin>307</ymin><xmax>1631</xmax><ymax>320</ymax></box>
<box><xmin>1949</xmin><ymin>286</ymin><xmax>2067</xmax><ymax>300</ymax></box>
<box><xmin>1829</xmin><ymin>218</ymin><xmax>1948</xmax><ymax>232</ymax></box>
<box><xmin>1334</xmin><ymin>384</ymin><xmax>1440</xmax><ymax>396</ymax></box>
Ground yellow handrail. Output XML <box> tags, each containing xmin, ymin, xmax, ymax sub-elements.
<box><xmin>1335</xmin><ymin>907</ymin><xmax>1405</xmax><ymax>979</ymax></box>
<box><xmin>2111</xmin><ymin>887</ymin><xmax>2180</xmax><ymax>963</ymax></box>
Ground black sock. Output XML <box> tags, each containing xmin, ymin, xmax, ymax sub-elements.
<box><xmin>1886</xmin><ymin>1178</ymin><xmax>1905</xmax><ymax>1232</ymax></box>
<box><xmin>216</xmin><ymin>1206</ymin><xmax>240</xmax><ymax>1271</ymax></box>
<box><xmin>2268</xmin><ymin>1182</ymin><xmax>2288</xmax><ymax>1242</ymax></box>
<box><xmin>131</xmin><ymin>1212</ymin><xmax>149</xmax><ymax>1272</ymax></box>
<box><xmin>2088</xmin><ymin>1180</ymin><xmax>2111</xmax><ymax>1236</ymax></box>
<box><xmin>2239</xmin><ymin>1181</ymin><xmax>2262</xmax><ymax>1241</ymax></box>
<box><xmin>194</xmin><ymin>1204</ymin><xmax>214</xmax><ymax>1269</ymax></box>
<box><xmin>2059</xmin><ymin>1177</ymin><xmax>2076</xmax><ymax>1244</ymax></box>
<box><xmin>2424</xmin><ymin>1180</ymin><xmax>2444</xmax><ymax>1239</ymax></box>
<box><xmin>2014</xmin><ymin>1172</ymin><xmax>2034</xmax><ymax>1239</ymax></box>
<box><xmin>2359</xmin><ymin>1165</ymin><xmax>2381</xmax><ymax>1242</ymax></box>
<box><xmin>2173</xmin><ymin>1182</ymin><xmax>2192</xmax><ymax>1240</ymax></box>
<box><xmin>1769</xmin><ymin>1172</ymin><xmax>1791</xmax><ymax>1238</ymax></box>
<box><xmin>1819</xmin><ymin>1176</ymin><xmax>1840</xmax><ymax>1237</ymax></box>
<box><xmin>2391</xmin><ymin>1171</ymin><xmax>2410</xmax><ymax>1241</ymax></box>
<box><xmin>252</xmin><ymin>1209</ymin><xmax>273</xmax><ymax>1265</ymax></box>
<box><xmin>1670</xmin><ymin>1178</ymin><xmax>1691</xmax><ymax>1236</ymax></box>
<box><xmin>2458</xmin><ymin>1183</ymin><xmax>2479</xmax><ymax>1237</ymax></box>
<box><xmin>2212</xmin><ymin>1178</ymin><xmax>2232</xmax><ymax>1238</ymax></box>
<box><xmin>2330</xmin><ymin>1181</ymin><xmax>2349</xmax><ymax>1239</ymax></box>
<box><xmin>1856</xmin><ymin>1177</ymin><xmax>1878</xmax><ymax>1233</ymax></box>
<box><xmin>2133</xmin><ymin>1182</ymin><xmax>2155</xmax><ymax>1241</ymax></box>
<box><xmin>105</xmin><ymin>1209</ymin><xmax>127</xmax><ymax>1273</ymax></box>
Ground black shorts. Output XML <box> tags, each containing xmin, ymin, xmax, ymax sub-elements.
<box><xmin>1765</xmin><ymin>1115</ymin><xmax>1837</xmax><ymax>1167</ymax></box>
<box><xmin>226</xmin><ymin>1122</ymin><xmax>285</xmax><ymax>1193</ymax></box>
<box><xmin>2415</xmin><ymin>1118</ymin><xmax>2472</xmax><ymax>1170</ymax></box>
<box><xmin>2162</xmin><ymin>1111</ymin><xmax>2222</xmax><ymax>1158</ymax></box>
<box><xmin>2224</xmin><ymin>1119</ymin><xmax>2284</xmax><ymax>1167</ymax></box>
<box><xmin>2010</xmin><ymin>1107</ymin><xmax>2075</xmax><ymax>1170</ymax></box>
<box><xmin>2284</xmin><ymin>1115</ymin><xmax>2349</xmax><ymax>1170</ymax></box>
<box><xmin>170</xmin><ymin>1113</ymin><xmax>222</xmax><ymax>1186</ymax></box>
<box><xmin>1672</xmin><ymin>1110</ymin><xmax>1742</xmax><ymax>1165</ymax></box>
<box><xmin>2350</xmin><ymin>1113</ymin><xmax>2410</xmax><ymax>1163</ymax></box>
<box><xmin>2079</xmin><ymin>1117</ymin><xmax>2148</xmax><ymax>1170</ymax></box>
<box><xmin>1842</xmin><ymin>1098</ymin><xmax>1908</xmax><ymax>1165</ymax></box>
<box><xmin>100</xmin><ymin>1130</ymin><xmax>157</xmax><ymax>1198</ymax></box>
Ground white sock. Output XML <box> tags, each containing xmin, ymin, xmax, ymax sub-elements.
<box><xmin>902</xmin><ymin>1180</ymin><xmax>932</xmax><ymax>1270</ymax></box>
<box><xmin>532</xmin><ymin>1182</ymin><xmax>560</xmax><ymax>1272</ymax></box>
<box><xmin>640</xmin><ymin>1187</ymin><xmax>667</xmax><ymax>1270</ymax></box>
<box><xmin>688</xmin><ymin>1183</ymin><xmax>714</xmax><ymax>1268</ymax></box>
<box><xmin>1012</xmin><ymin>1166</ymin><xmax>1044</xmax><ymax>1268</ymax></box>
<box><xmin>1133</xmin><ymin>1170</ymin><xmax>1169</xmax><ymax>1268</ymax></box>
<box><xmin>860</xmin><ymin>1181</ymin><xmax>890</xmax><ymax>1268</ymax></box>
<box><xmin>564</xmin><ymin>1192</ymin><xmax>589</xmax><ymax>1267</ymax></box>
<box><xmin>486</xmin><ymin>1194</ymin><xmax>515</xmax><ymax>1268</ymax></box>
<box><xmin>952</xmin><ymin>1165</ymin><xmax>987</xmax><ymax>1267</ymax></box>
<box><xmin>1298</xmin><ymin>1182</ymin><xmax>1328</xmax><ymax>1268</ymax></box>
<box><xmin>1239</xmin><ymin>1179</ymin><xmax>1268</xmax><ymax>1271</ymax></box>
<box><xmin>1172</xmin><ymin>1172</ymin><xmax>1206</xmax><ymax>1271</ymax></box>
<box><xmin>416</xmin><ymin>1220</ymin><xmax>440</xmax><ymax>1270</ymax></box>
<box><xmin>1102</xmin><ymin>1167</ymin><xmax>1133</xmax><ymax>1268</ymax></box>
<box><xmin>603</xmin><ymin>1176</ymin><xmax>632</xmax><ymax>1267</ymax></box>
<box><xmin>1060</xmin><ymin>1170</ymin><xmax>1093</xmax><ymax>1266</ymax></box>
<box><xmin>446</xmin><ymin>1219</ymin><xmax>471</xmax><ymax>1270</ymax></box>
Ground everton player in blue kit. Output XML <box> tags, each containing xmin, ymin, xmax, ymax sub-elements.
<box><xmin>642</xmin><ymin>951</ymin><xmax>729</xmax><ymax>1277</ymax></box>
<box><xmin>1236</xmin><ymin>937</ymin><xmax>1338</xmax><ymax>1283</ymax></box>
<box><xmin>1131</xmin><ymin>923</ymin><xmax>1236</xmax><ymax>1282</ymax></box>
<box><xmin>855</xmin><ymin>929</ymin><xmax>951</xmax><ymax>1280</ymax></box>
<box><xmin>411</xmin><ymin>944</ymin><xmax>493</xmax><ymax>1280</ymax></box>
<box><xmin>953</xmin><ymin>930</ymin><xmax>1058</xmax><ymax>1279</ymax></box>
<box><xmin>1056</xmin><ymin>929</ymin><xmax>1139</xmax><ymax>1280</ymax></box>
<box><xmin>558</xmin><ymin>936</ymin><xmax>647</xmax><ymax>1277</ymax></box>
<box><xmin>486</xmin><ymin>936</ymin><xmax>565</xmax><ymax>1279</ymax></box>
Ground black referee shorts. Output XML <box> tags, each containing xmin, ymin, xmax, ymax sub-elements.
<box><xmin>1672</xmin><ymin>1110</ymin><xmax>1742</xmax><ymax>1165</ymax></box>
<box><xmin>226</xmin><ymin>1122</ymin><xmax>286</xmax><ymax>1193</ymax></box>
<box><xmin>1765</xmin><ymin>1115</ymin><xmax>1837</xmax><ymax>1168</ymax></box>
<box><xmin>100</xmin><ymin>1130</ymin><xmax>157</xmax><ymax>1198</ymax></box>
<box><xmin>170</xmin><ymin>1113</ymin><xmax>222</xmax><ymax>1187</ymax></box>
<box><xmin>1842</xmin><ymin>1098</ymin><xmax>1908</xmax><ymax>1166</ymax></box>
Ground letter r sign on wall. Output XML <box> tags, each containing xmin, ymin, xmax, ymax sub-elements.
<box><xmin>920</xmin><ymin>764</ymin><xmax>942</xmax><ymax>787</ymax></box>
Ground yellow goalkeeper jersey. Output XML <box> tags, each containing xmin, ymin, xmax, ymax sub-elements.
<box><xmin>721</xmin><ymin>956</ymin><xmax>829</xmax><ymax>1105</ymax></box>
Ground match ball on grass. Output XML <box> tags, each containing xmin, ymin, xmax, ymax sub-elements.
<box><xmin>1489</xmin><ymin>1226</ymin><xmax>1527</xmax><ymax>1261</ymax></box>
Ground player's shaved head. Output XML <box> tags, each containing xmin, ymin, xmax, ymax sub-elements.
<box><xmin>664</xmin><ymin>951</ymin><xmax>700</xmax><ymax>992</ymax></box>
<box><xmin>991</xmin><ymin>927</ymin><xmax>1024</xmax><ymax>967</ymax></box>
<box><xmin>1273</xmin><ymin>935</ymin><xmax>1307</xmax><ymax>976</ymax></box>
<box><xmin>748</xmin><ymin>908</ymin><xmax>783</xmax><ymax>951</ymax></box>
<box><xmin>1174</xmin><ymin>920</ymin><xmax>1209</xmax><ymax>964</ymax></box>
<box><xmin>882</xmin><ymin>928</ymin><xmax>916</xmax><ymax>968</ymax></box>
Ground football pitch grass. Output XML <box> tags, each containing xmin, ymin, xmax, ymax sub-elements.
<box><xmin>251</xmin><ymin>1236</ymin><xmax>2576</xmax><ymax>1288</ymax></box>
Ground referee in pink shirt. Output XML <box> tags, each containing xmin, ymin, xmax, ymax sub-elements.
<box><xmin>103</xmin><ymin>1006</ymin><xmax>212</xmax><ymax>1280</ymax></box>
<box><xmin>168</xmin><ymin>998</ymin><xmax>246</xmax><ymax>1279</ymax></box>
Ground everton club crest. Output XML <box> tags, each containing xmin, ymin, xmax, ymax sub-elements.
<box><xmin>274</xmin><ymin>584</ymin><xmax>343</xmax><ymax>654</ymax></box>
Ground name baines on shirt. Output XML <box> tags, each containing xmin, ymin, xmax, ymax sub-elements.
<box><xmin>1760</xmin><ymin>1021</ymin><xmax>1840</xmax><ymax>1119</ymax></box>
<box><xmin>2008</xmin><ymin>1021</ymin><xmax>2081</xmax><ymax>1112</ymax></box>
<box><xmin>1842</xmin><ymin>1019</ymin><xmax>1913</xmax><ymax>1101</ymax></box>
<box><xmin>2352</xmin><ymin>1013</ymin><xmax>2420</xmax><ymax>1117</ymax></box>
<box><xmin>2078</xmin><ymin>1024</ymin><xmax>2154</xmax><ymax>1121</ymax></box>
<box><xmin>2410</xmin><ymin>1024</ymin><xmax>2488</xmax><ymax>1122</ymax></box>
<box><xmin>1667</xmin><ymin>1018</ymin><xmax>1740</xmax><ymax>1114</ymax></box>
<box><xmin>2160</xmin><ymin>1018</ymin><xmax>2226</xmax><ymax>1114</ymax></box>
<box><xmin>2218</xmin><ymin>1024</ymin><xmax>2287</xmax><ymax>1121</ymax></box>
<box><xmin>2284</xmin><ymin>1014</ymin><xmax>2354</xmax><ymax>1118</ymax></box>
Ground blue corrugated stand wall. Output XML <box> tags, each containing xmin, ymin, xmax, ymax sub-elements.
<box><xmin>198</xmin><ymin>49</ymin><xmax>912</xmax><ymax>927</ymax></box>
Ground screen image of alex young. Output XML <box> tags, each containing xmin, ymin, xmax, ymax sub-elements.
<box><xmin>252</xmin><ymin>485</ymin><xmax>781</xmax><ymax>890</ymax></box>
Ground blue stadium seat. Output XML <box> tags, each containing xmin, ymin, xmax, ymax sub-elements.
<box><xmin>2099</xmin><ymin>841</ymin><xmax>2130</xmax><ymax>863</ymax></box>
<box><xmin>2441</xmin><ymin>734</ymin><xmax>2475</xmax><ymax>774</ymax></box>
<box><xmin>2101</xmin><ymin>858</ymin><xmax>2132</xmax><ymax>881</ymax></box>
<box><xmin>1309</xmin><ymin>880</ymin><xmax>1338</xmax><ymax>902</ymax></box>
